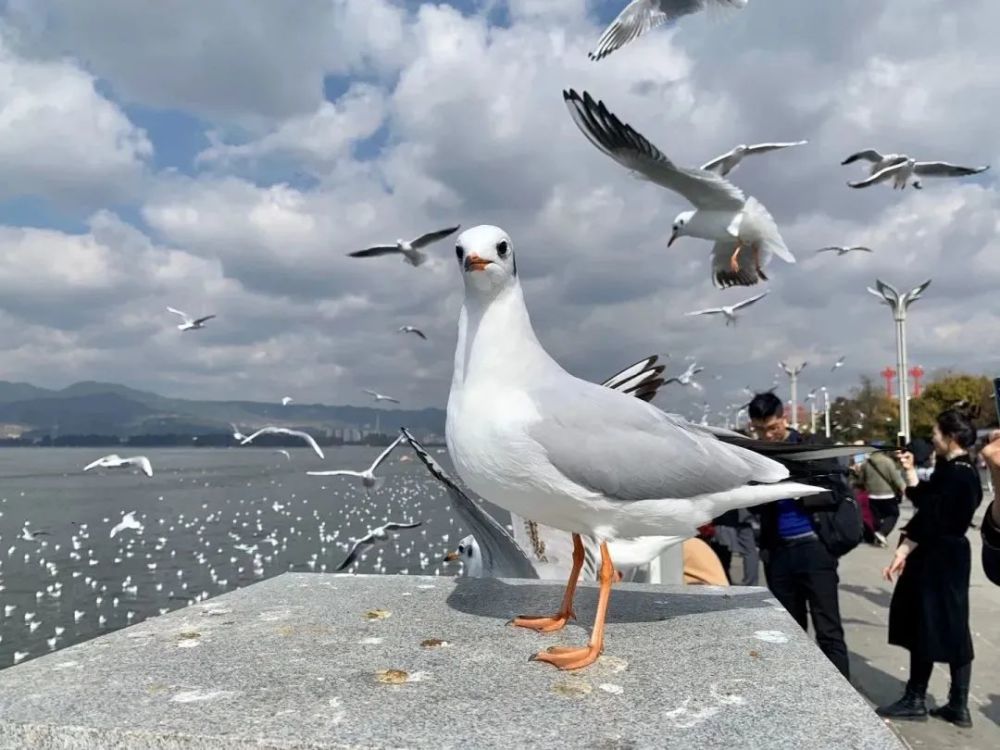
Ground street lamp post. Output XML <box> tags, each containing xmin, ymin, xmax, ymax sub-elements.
<box><xmin>779</xmin><ymin>360</ymin><xmax>808</xmax><ymax>431</ymax></box>
<box><xmin>820</xmin><ymin>386</ymin><xmax>831</xmax><ymax>439</ymax></box>
<box><xmin>867</xmin><ymin>278</ymin><xmax>932</xmax><ymax>443</ymax></box>
<box><xmin>807</xmin><ymin>389</ymin><xmax>818</xmax><ymax>434</ymax></box>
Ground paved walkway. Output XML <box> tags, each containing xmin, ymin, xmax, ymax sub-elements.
<box><xmin>736</xmin><ymin>501</ymin><xmax>1000</xmax><ymax>749</ymax></box>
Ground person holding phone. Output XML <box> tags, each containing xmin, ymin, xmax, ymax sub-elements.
<box><xmin>978</xmin><ymin>429</ymin><xmax>1000</xmax><ymax>586</ymax></box>
<box><xmin>877</xmin><ymin>409</ymin><xmax>983</xmax><ymax>728</ymax></box>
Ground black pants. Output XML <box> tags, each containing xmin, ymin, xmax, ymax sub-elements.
<box><xmin>869</xmin><ymin>498</ymin><xmax>900</xmax><ymax>537</ymax></box>
<box><xmin>764</xmin><ymin>538</ymin><xmax>850</xmax><ymax>679</ymax></box>
<box><xmin>908</xmin><ymin>652</ymin><xmax>972</xmax><ymax>697</ymax></box>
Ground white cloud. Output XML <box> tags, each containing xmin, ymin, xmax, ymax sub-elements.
<box><xmin>0</xmin><ymin>36</ymin><xmax>150</xmax><ymax>203</ymax></box>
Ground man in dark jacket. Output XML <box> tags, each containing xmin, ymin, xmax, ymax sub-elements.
<box><xmin>749</xmin><ymin>392</ymin><xmax>852</xmax><ymax>679</ymax></box>
<box><xmin>980</xmin><ymin>431</ymin><xmax>1000</xmax><ymax>585</ymax></box>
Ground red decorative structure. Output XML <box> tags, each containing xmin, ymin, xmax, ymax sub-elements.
<box><xmin>909</xmin><ymin>365</ymin><xmax>924</xmax><ymax>397</ymax></box>
<box><xmin>880</xmin><ymin>367</ymin><xmax>897</xmax><ymax>399</ymax></box>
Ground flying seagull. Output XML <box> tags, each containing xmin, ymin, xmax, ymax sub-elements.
<box><xmin>274</xmin><ymin>449</ymin><xmax>292</xmax><ymax>461</ymax></box>
<box><xmin>109</xmin><ymin>512</ymin><xmax>144</xmax><ymax>539</ymax></box>
<box><xmin>363</xmin><ymin>389</ymin><xmax>400</xmax><ymax>404</ymax></box>
<box><xmin>447</xmin><ymin>225</ymin><xmax>829</xmax><ymax>669</ymax></box>
<box><xmin>842</xmin><ymin>149</ymin><xmax>988</xmax><ymax>189</ymax></box>
<box><xmin>664</xmin><ymin>361</ymin><xmax>705</xmax><ymax>389</ymax></box>
<box><xmin>589</xmin><ymin>0</ymin><xmax>749</xmax><ymax>61</ymax></box>
<box><xmin>564</xmin><ymin>89</ymin><xmax>794</xmax><ymax>288</ymax></box>
<box><xmin>83</xmin><ymin>454</ymin><xmax>153</xmax><ymax>478</ymax></box>
<box><xmin>281</xmin><ymin>396</ymin><xmax>294</xmax><ymax>406</ymax></box>
<box><xmin>166</xmin><ymin>307</ymin><xmax>215</xmax><ymax>331</ymax></box>
<box><xmin>684</xmin><ymin>289</ymin><xmax>769</xmax><ymax>326</ymax></box>
<box><xmin>831</xmin><ymin>355</ymin><xmax>846</xmax><ymax>372</ymax></box>
<box><xmin>336</xmin><ymin>521</ymin><xmax>423</xmax><ymax>571</ymax></box>
<box><xmin>701</xmin><ymin>140</ymin><xmax>807</xmax><ymax>177</ymax></box>
<box><xmin>816</xmin><ymin>245</ymin><xmax>872</xmax><ymax>256</ymax></box>
<box><xmin>230</xmin><ymin>423</ymin><xmax>248</xmax><ymax>441</ymax></box>
<box><xmin>307</xmin><ymin>434</ymin><xmax>404</xmax><ymax>495</ymax></box>
<box><xmin>348</xmin><ymin>226</ymin><xmax>461</xmax><ymax>267</ymax></box>
<box><xmin>398</xmin><ymin>326</ymin><xmax>427</xmax><ymax>340</ymax></box>
<box><xmin>240</xmin><ymin>427</ymin><xmax>325</xmax><ymax>459</ymax></box>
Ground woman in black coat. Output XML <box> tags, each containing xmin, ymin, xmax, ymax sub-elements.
<box><xmin>876</xmin><ymin>410</ymin><xmax>983</xmax><ymax>727</ymax></box>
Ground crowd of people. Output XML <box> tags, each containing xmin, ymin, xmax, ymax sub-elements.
<box><xmin>688</xmin><ymin>393</ymin><xmax>1000</xmax><ymax>731</ymax></box>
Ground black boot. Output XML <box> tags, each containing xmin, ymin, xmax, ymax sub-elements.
<box><xmin>929</xmin><ymin>687</ymin><xmax>972</xmax><ymax>728</ymax></box>
<box><xmin>876</xmin><ymin>688</ymin><xmax>928</xmax><ymax>721</ymax></box>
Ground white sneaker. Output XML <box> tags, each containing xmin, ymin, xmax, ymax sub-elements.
<box><xmin>874</xmin><ymin>532</ymin><xmax>889</xmax><ymax>548</ymax></box>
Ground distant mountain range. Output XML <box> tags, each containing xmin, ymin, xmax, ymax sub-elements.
<box><xmin>0</xmin><ymin>380</ymin><xmax>445</xmax><ymax>441</ymax></box>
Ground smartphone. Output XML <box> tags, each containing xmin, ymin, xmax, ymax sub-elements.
<box><xmin>993</xmin><ymin>377</ymin><xmax>1000</xmax><ymax>425</ymax></box>
<box><xmin>896</xmin><ymin>433</ymin><xmax>906</xmax><ymax>450</ymax></box>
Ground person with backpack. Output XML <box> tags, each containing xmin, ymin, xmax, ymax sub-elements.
<box><xmin>860</xmin><ymin>449</ymin><xmax>906</xmax><ymax>547</ymax></box>
<box><xmin>877</xmin><ymin>409</ymin><xmax>983</xmax><ymax>728</ymax></box>
<box><xmin>748</xmin><ymin>392</ymin><xmax>860</xmax><ymax>680</ymax></box>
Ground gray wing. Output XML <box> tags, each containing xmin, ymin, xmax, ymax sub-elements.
<box><xmin>410</xmin><ymin>225</ymin><xmax>460</xmax><ymax>248</ymax></box>
<box><xmin>841</xmin><ymin>149</ymin><xmax>883</xmax><ymax>165</ymax></box>
<box><xmin>684</xmin><ymin>307</ymin><xmax>724</xmax><ymax>317</ymax></box>
<box><xmin>744</xmin><ymin>140</ymin><xmax>808</xmax><ymax>155</ymax></box>
<box><xmin>700</xmin><ymin>146</ymin><xmax>739</xmax><ymax>174</ymax></box>
<box><xmin>400</xmin><ymin>429</ymin><xmax>538</xmax><ymax>578</ymax></box>
<box><xmin>731</xmin><ymin>290</ymin><xmax>770</xmax><ymax>310</ymax></box>
<box><xmin>848</xmin><ymin>162</ymin><xmax>904</xmax><ymax>188</ymax></box>
<box><xmin>192</xmin><ymin>315</ymin><xmax>216</xmax><ymax>325</ymax></box>
<box><xmin>912</xmin><ymin>161</ymin><xmax>989</xmax><ymax>178</ymax></box>
<box><xmin>383</xmin><ymin>521</ymin><xmax>422</xmax><ymax>531</ymax></box>
<box><xmin>336</xmin><ymin>536</ymin><xmax>372</xmax><ymax>571</ymax></box>
<box><xmin>528</xmin><ymin>379</ymin><xmax>788</xmax><ymax>503</ymax></box>
<box><xmin>563</xmin><ymin>89</ymin><xmax>745</xmax><ymax>210</ymax></box>
<box><xmin>600</xmin><ymin>354</ymin><xmax>667</xmax><ymax>403</ymax></box>
<box><xmin>588</xmin><ymin>0</ymin><xmax>676</xmax><ymax>61</ymax></box>
<box><xmin>349</xmin><ymin>246</ymin><xmax>402</xmax><ymax>258</ymax></box>
<box><xmin>815</xmin><ymin>246</ymin><xmax>843</xmax><ymax>254</ymax></box>
<box><xmin>849</xmin><ymin>246</ymin><xmax>873</xmax><ymax>253</ymax></box>
<box><xmin>711</xmin><ymin>240</ymin><xmax>763</xmax><ymax>288</ymax></box>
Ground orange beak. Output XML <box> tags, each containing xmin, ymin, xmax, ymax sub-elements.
<box><xmin>464</xmin><ymin>254</ymin><xmax>492</xmax><ymax>272</ymax></box>
<box><xmin>443</xmin><ymin>550</ymin><xmax>460</xmax><ymax>562</ymax></box>
<box><xmin>667</xmin><ymin>229</ymin><xmax>679</xmax><ymax>247</ymax></box>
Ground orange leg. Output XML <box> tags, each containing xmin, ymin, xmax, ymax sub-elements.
<box><xmin>530</xmin><ymin>541</ymin><xmax>614</xmax><ymax>670</ymax></box>
<box><xmin>511</xmin><ymin>533</ymin><xmax>585</xmax><ymax>632</ymax></box>
<box><xmin>729</xmin><ymin>242</ymin><xmax>743</xmax><ymax>273</ymax></box>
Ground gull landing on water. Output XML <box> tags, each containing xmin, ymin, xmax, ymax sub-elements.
<box><xmin>701</xmin><ymin>141</ymin><xmax>807</xmax><ymax>178</ymax></box>
<box><xmin>564</xmin><ymin>90</ymin><xmax>794</xmax><ymax>289</ymax></box>
<box><xmin>83</xmin><ymin>454</ymin><xmax>153</xmax><ymax>478</ymax></box>
<box><xmin>166</xmin><ymin>307</ymin><xmax>215</xmax><ymax>331</ymax></box>
<box><xmin>348</xmin><ymin>225</ymin><xmax>461</xmax><ymax>267</ymax></box>
<box><xmin>842</xmin><ymin>149</ymin><xmax>989</xmax><ymax>190</ymax></box>
<box><xmin>307</xmin><ymin>434</ymin><xmax>404</xmax><ymax>495</ymax></box>
<box><xmin>684</xmin><ymin>290</ymin><xmax>770</xmax><ymax>326</ymax></box>
<box><xmin>446</xmin><ymin>225</ymin><xmax>825</xmax><ymax>669</ymax></box>
<box><xmin>589</xmin><ymin>0</ymin><xmax>749</xmax><ymax>61</ymax></box>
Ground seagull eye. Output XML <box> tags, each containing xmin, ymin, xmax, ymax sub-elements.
<box><xmin>496</xmin><ymin>240</ymin><xmax>509</xmax><ymax>257</ymax></box>
<box><xmin>455</xmin><ymin>245</ymin><xmax>464</xmax><ymax>261</ymax></box>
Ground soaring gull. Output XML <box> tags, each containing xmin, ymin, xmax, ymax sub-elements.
<box><xmin>664</xmin><ymin>361</ymin><xmax>705</xmax><ymax>389</ymax></box>
<box><xmin>701</xmin><ymin>140</ymin><xmax>807</xmax><ymax>177</ymax></box>
<box><xmin>842</xmin><ymin>149</ymin><xmax>988</xmax><ymax>190</ymax></box>
<box><xmin>83</xmin><ymin>454</ymin><xmax>153</xmax><ymax>478</ymax></box>
<box><xmin>816</xmin><ymin>245</ymin><xmax>872</xmax><ymax>256</ymax></box>
<box><xmin>684</xmin><ymin>290</ymin><xmax>769</xmax><ymax>326</ymax></box>
<box><xmin>166</xmin><ymin>307</ymin><xmax>215</xmax><ymax>331</ymax></box>
<box><xmin>446</xmin><ymin>225</ymin><xmax>826</xmax><ymax>669</ymax></box>
<box><xmin>240</xmin><ymin>427</ymin><xmax>325</xmax><ymax>459</ymax></box>
<box><xmin>398</xmin><ymin>325</ymin><xmax>427</xmax><ymax>340</ymax></box>
<box><xmin>307</xmin><ymin>434</ymin><xmax>404</xmax><ymax>495</ymax></box>
<box><xmin>336</xmin><ymin>521</ymin><xmax>423</xmax><ymax>571</ymax></box>
<box><xmin>589</xmin><ymin>0</ymin><xmax>749</xmax><ymax>61</ymax></box>
<box><xmin>348</xmin><ymin>226</ymin><xmax>461</xmax><ymax>267</ymax></box>
<box><xmin>363</xmin><ymin>389</ymin><xmax>400</xmax><ymax>404</ymax></box>
<box><xmin>109</xmin><ymin>512</ymin><xmax>144</xmax><ymax>539</ymax></box>
<box><xmin>564</xmin><ymin>89</ymin><xmax>794</xmax><ymax>288</ymax></box>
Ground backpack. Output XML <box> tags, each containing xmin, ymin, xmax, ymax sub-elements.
<box><xmin>811</xmin><ymin>491</ymin><xmax>863</xmax><ymax>558</ymax></box>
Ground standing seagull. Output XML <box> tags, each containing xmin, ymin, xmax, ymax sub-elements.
<box><xmin>701</xmin><ymin>141</ymin><xmax>807</xmax><ymax>177</ymax></box>
<box><xmin>348</xmin><ymin>226</ymin><xmax>461</xmax><ymax>267</ymax></box>
<box><xmin>83</xmin><ymin>454</ymin><xmax>153</xmax><ymax>478</ymax></box>
<box><xmin>664</xmin><ymin>361</ymin><xmax>705</xmax><ymax>389</ymax></box>
<box><xmin>564</xmin><ymin>90</ymin><xmax>794</xmax><ymax>288</ymax></box>
<box><xmin>816</xmin><ymin>245</ymin><xmax>872</xmax><ymax>256</ymax></box>
<box><xmin>398</xmin><ymin>326</ymin><xmax>427</xmax><ymax>340</ymax></box>
<box><xmin>166</xmin><ymin>307</ymin><xmax>215</xmax><ymax>331</ymax></box>
<box><xmin>363</xmin><ymin>389</ymin><xmax>400</xmax><ymax>404</ymax></box>
<box><xmin>684</xmin><ymin>289</ymin><xmax>769</xmax><ymax>326</ymax></box>
<box><xmin>589</xmin><ymin>0</ymin><xmax>749</xmax><ymax>61</ymax></box>
<box><xmin>336</xmin><ymin>521</ymin><xmax>423</xmax><ymax>571</ymax></box>
<box><xmin>446</xmin><ymin>225</ymin><xmax>823</xmax><ymax>670</ymax></box>
<box><xmin>307</xmin><ymin>434</ymin><xmax>404</xmax><ymax>495</ymax></box>
<box><xmin>240</xmin><ymin>427</ymin><xmax>325</xmax><ymax>459</ymax></box>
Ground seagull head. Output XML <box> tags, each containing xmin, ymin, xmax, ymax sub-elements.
<box><xmin>668</xmin><ymin>211</ymin><xmax>695</xmax><ymax>246</ymax></box>
<box><xmin>455</xmin><ymin>225</ymin><xmax>517</xmax><ymax>296</ymax></box>
<box><xmin>443</xmin><ymin>535</ymin><xmax>480</xmax><ymax>576</ymax></box>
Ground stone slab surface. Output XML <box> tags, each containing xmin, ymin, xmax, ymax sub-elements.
<box><xmin>0</xmin><ymin>573</ymin><xmax>904</xmax><ymax>749</ymax></box>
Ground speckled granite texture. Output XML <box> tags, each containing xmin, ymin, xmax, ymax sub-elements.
<box><xmin>0</xmin><ymin>573</ymin><xmax>904</xmax><ymax>749</ymax></box>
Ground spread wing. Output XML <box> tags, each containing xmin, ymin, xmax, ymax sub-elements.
<box><xmin>563</xmin><ymin>89</ymin><xmax>745</xmax><ymax>210</ymax></box>
<box><xmin>528</xmin><ymin>379</ymin><xmax>790</xmax><ymax>503</ymax></box>
<box><xmin>699</xmin><ymin>146</ymin><xmax>739</xmax><ymax>174</ymax></box>
<box><xmin>400</xmin><ymin>428</ymin><xmax>538</xmax><ymax>578</ymax></box>
<box><xmin>410</xmin><ymin>225</ymin><xmax>460</xmax><ymax>248</ymax></box>
<box><xmin>336</xmin><ymin>536</ymin><xmax>372</xmax><ymax>571</ymax></box>
<box><xmin>599</xmin><ymin>354</ymin><xmax>666</xmax><ymax>403</ymax></box>
<box><xmin>912</xmin><ymin>161</ymin><xmax>989</xmax><ymax>178</ymax></box>
<box><xmin>192</xmin><ymin>315</ymin><xmax>216</xmax><ymax>326</ymax></box>
<box><xmin>349</xmin><ymin>246</ymin><xmax>402</xmax><ymax>258</ymax></box>
<box><xmin>745</xmin><ymin>140</ymin><xmax>808</xmax><ymax>155</ymax></box>
<box><xmin>684</xmin><ymin>307</ymin><xmax>725</xmax><ymax>317</ymax></box>
<box><xmin>589</xmin><ymin>0</ymin><xmax>676</xmax><ymax>62</ymax></box>
<box><xmin>166</xmin><ymin>307</ymin><xmax>191</xmax><ymax>322</ymax></box>
<box><xmin>127</xmin><ymin>456</ymin><xmax>153</xmax><ymax>477</ymax></box>
<box><xmin>369</xmin><ymin>434</ymin><xmax>404</xmax><ymax>472</ymax></box>
<box><xmin>383</xmin><ymin>521</ymin><xmax>423</xmax><ymax>531</ymax></box>
<box><xmin>849</xmin><ymin>161</ymin><xmax>905</xmax><ymax>188</ymax></box>
<box><xmin>731</xmin><ymin>290</ymin><xmax>770</xmax><ymax>310</ymax></box>
<box><xmin>841</xmin><ymin>149</ymin><xmax>884</xmax><ymax>165</ymax></box>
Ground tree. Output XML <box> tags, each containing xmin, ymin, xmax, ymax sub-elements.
<box><xmin>910</xmin><ymin>373</ymin><xmax>997</xmax><ymax>436</ymax></box>
<box><xmin>828</xmin><ymin>376</ymin><xmax>899</xmax><ymax>444</ymax></box>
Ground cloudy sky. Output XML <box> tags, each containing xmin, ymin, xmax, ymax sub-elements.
<box><xmin>0</xmin><ymin>0</ymin><xmax>997</xmax><ymax>419</ymax></box>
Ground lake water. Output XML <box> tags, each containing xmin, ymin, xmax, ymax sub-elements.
<box><xmin>0</xmin><ymin>446</ymin><xmax>484</xmax><ymax>669</ymax></box>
